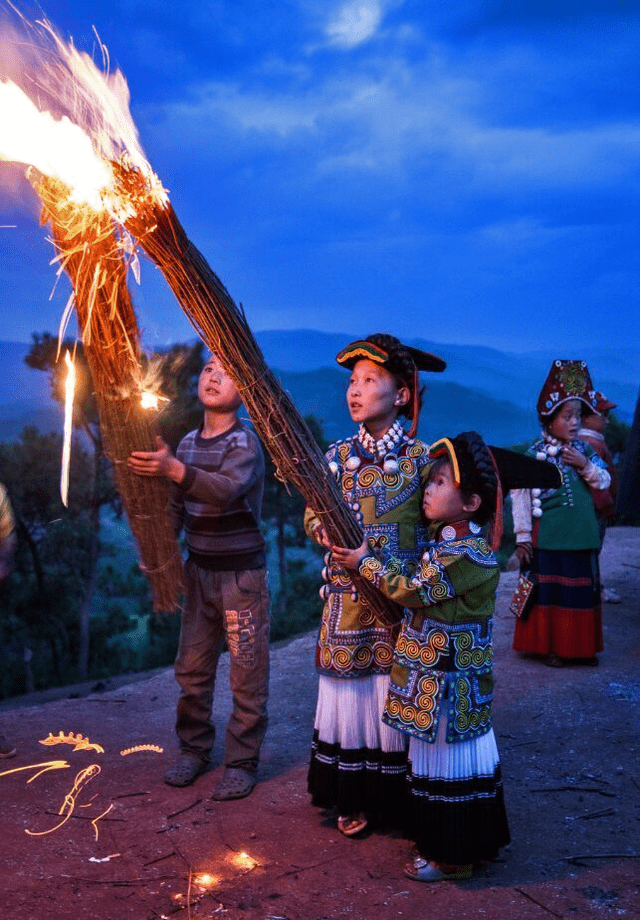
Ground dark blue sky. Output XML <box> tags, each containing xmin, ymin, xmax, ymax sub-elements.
<box><xmin>1</xmin><ymin>0</ymin><xmax>638</xmax><ymax>353</ymax></box>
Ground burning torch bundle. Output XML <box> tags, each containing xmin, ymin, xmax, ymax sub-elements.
<box><xmin>36</xmin><ymin>179</ymin><xmax>183</xmax><ymax>612</ymax></box>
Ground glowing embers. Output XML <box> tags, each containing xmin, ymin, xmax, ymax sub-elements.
<box><xmin>3</xmin><ymin>729</ymin><xmax>164</xmax><ymax>840</ymax></box>
<box><xmin>229</xmin><ymin>850</ymin><xmax>258</xmax><ymax>871</ymax></box>
<box><xmin>0</xmin><ymin>760</ymin><xmax>70</xmax><ymax>782</ymax></box>
<box><xmin>120</xmin><ymin>744</ymin><xmax>163</xmax><ymax>756</ymax></box>
<box><xmin>39</xmin><ymin>730</ymin><xmax>105</xmax><ymax>754</ymax></box>
<box><xmin>168</xmin><ymin>852</ymin><xmax>259</xmax><ymax>911</ymax></box>
<box><xmin>192</xmin><ymin>873</ymin><xmax>220</xmax><ymax>890</ymax></box>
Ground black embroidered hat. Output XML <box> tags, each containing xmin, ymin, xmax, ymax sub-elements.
<box><xmin>335</xmin><ymin>335</ymin><xmax>446</xmax><ymax>373</ymax></box>
<box><xmin>335</xmin><ymin>334</ymin><xmax>446</xmax><ymax>436</ymax></box>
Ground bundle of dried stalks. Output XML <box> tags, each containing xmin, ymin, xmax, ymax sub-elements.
<box><xmin>115</xmin><ymin>164</ymin><xmax>403</xmax><ymax>628</ymax></box>
<box><xmin>36</xmin><ymin>176</ymin><xmax>183</xmax><ymax>612</ymax></box>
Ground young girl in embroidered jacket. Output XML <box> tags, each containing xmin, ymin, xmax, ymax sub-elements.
<box><xmin>332</xmin><ymin>431</ymin><xmax>558</xmax><ymax>880</ymax></box>
<box><xmin>512</xmin><ymin>360</ymin><xmax>611</xmax><ymax>667</ymax></box>
<box><xmin>305</xmin><ymin>334</ymin><xmax>445</xmax><ymax>838</ymax></box>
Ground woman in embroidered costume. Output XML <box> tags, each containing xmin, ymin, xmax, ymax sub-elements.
<box><xmin>512</xmin><ymin>360</ymin><xmax>611</xmax><ymax>667</ymax></box>
<box><xmin>305</xmin><ymin>334</ymin><xmax>445</xmax><ymax>837</ymax></box>
<box><xmin>332</xmin><ymin>431</ymin><xmax>558</xmax><ymax>880</ymax></box>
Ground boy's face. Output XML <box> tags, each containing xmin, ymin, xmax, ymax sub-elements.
<box><xmin>422</xmin><ymin>460</ymin><xmax>472</xmax><ymax>524</ymax></box>
<box><xmin>198</xmin><ymin>356</ymin><xmax>242</xmax><ymax>413</ymax></box>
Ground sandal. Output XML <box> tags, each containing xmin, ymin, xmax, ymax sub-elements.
<box><xmin>211</xmin><ymin>767</ymin><xmax>256</xmax><ymax>801</ymax></box>
<box><xmin>164</xmin><ymin>755</ymin><xmax>208</xmax><ymax>787</ymax></box>
<box><xmin>337</xmin><ymin>814</ymin><xmax>368</xmax><ymax>837</ymax></box>
<box><xmin>405</xmin><ymin>857</ymin><xmax>472</xmax><ymax>882</ymax></box>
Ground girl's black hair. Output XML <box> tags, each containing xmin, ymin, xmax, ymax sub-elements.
<box><xmin>429</xmin><ymin>433</ymin><xmax>498</xmax><ymax>526</ymax></box>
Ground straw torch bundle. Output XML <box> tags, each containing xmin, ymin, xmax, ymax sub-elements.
<box><xmin>35</xmin><ymin>176</ymin><xmax>183</xmax><ymax>612</ymax></box>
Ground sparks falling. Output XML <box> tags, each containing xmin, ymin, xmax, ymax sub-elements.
<box><xmin>60</xmin><ymin>350</ymin><xmax>76</xmax><ymax>507</ymax></box>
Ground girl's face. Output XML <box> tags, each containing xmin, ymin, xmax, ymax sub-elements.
<box><xmin>422</xmin><ymin>460</ymin><xmax>478</xmax><ymax>524</ymax></box>
<box><xmin>347</xmin><ymin>359</ymin><xmax>409</xmax><ymax>437</ymax></box>
<box><xmin>547</xmin><ymin>399</ymin><xmax>582</xmax><ymax>443</ymax></box>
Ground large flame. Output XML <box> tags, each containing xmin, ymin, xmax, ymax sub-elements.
<box><xmin>0</xmin><ymin>15</ymin><xmax>167</xmax><ymax>213</ymax></box>
<box><xmin>0</xmin><ymin>81</ymin><xmax>111</xmax><ymax>208</ymax></box>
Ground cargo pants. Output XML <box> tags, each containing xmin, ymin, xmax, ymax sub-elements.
<box><xmin>174</xmin><ymin>558</ymin><xmax>270</xmax><ymax>773</ymax></box>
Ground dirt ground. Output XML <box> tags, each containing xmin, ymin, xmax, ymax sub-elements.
<box><xmin>0</xmin><ymin>526</ymin><xmax>638</xmax><ymax>920</ymax></box>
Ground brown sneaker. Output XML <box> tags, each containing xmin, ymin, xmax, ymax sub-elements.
<box><xmin>0</xmin><ymin>735</ymin><xmax>16</xmax><ymax>759</ymax></box>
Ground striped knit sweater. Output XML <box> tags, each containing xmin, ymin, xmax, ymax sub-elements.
<box><xmin>170</xmin><ymin>421</ymin><xmax>266</xmax><ymax>571</ymax></box>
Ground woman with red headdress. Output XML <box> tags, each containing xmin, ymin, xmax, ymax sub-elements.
<box><xmin>305</xmin><ymin>333</ymin><xmax>445</xmax><ymax>837</ymax></box>
<box><xmin>511</xmin><ymin>360</ymin><xmax>611</xmax><ymax>667</ymax></box>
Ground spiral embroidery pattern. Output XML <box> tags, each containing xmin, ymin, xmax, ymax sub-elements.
<box><xmin>374</xmin><ymin>643</ymin><xmax>393</xmax><ymax>667</ymax></box>
<box><xmin>418</xmin><ymin>561</ymin><xmax>455</xmax><ymax>604</ymax></box>
<box><xmin>360</xmin><ymin>556</ymin><xmax>384</xmax><ymax>582</ymax></box>
<box><xmin>395</xmin><ymin>626</ymin><xmax>448</xmax><ymax>668</ymax></box>
<box><xmin>452</xmin><ymin>676</ymin><xmax>490</xmax><ymax>737</ymax></box>
<box><xmin>453</xmin><ymin>627</ymin><xmax>492</xmax><ymax>671</ymax></box>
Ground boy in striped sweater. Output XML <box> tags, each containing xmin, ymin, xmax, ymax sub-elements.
<box><xmin>128</xmin><ymin>354</ymin><xmax>270</xmax><ymax>800</ymax></box>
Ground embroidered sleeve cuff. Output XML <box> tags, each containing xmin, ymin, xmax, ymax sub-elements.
<box><xmin>415</xmin><ymin>556</ymin><xmax>457</xmax><ymax>605</ymax></box>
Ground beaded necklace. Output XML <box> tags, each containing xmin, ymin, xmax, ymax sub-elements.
<box><xmin>531</xmin><ymin>433</ymin><xmax>568</xmax><ymax>517</ymax></box>
<box><xmin>354</xmin><ymin>419</ymin><xmax>405</xmax><ymax>473</ymax></box>
<box><xmin>534</xmin><ymin>433</ymin><xmax>562</xmax><ymax>461</ymax></box>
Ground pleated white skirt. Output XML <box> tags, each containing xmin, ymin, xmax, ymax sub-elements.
<box><xmin>314</xmin><ymin>673</ymin><xmax>406</xmax><ymax>754</ymax></box>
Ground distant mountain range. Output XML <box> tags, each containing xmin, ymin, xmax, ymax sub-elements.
<box><xmin>1</xmin><ymin>334</ymin><xmax>638</xmax><ymax>448</ymax></box>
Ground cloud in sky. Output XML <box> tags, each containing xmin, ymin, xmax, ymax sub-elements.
<box><xmin>324</xmin><ymin>1</ymin><xmax>386</xmax><ymax>49</ymax></box>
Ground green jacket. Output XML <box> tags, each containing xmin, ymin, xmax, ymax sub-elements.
<box><xmin>357</xmin><ymin>520</ymin><xmax>499</xmax><ymax>742</ymax></box>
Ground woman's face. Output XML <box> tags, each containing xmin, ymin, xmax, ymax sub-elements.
<box><xmin>346</xmin><ymin>359</ymin><xmax>408</xmax><ymax>437</ymax></box>
<box><xmin>547</xmin><ymin>399</ymin><xmax>582</xmax><ymax>443</ymax></box>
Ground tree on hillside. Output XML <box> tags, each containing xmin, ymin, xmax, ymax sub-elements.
<box><xmin>0</xmin><ymin>427</ymin><xmax>105</xmax><ymax>693</ymax></box>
